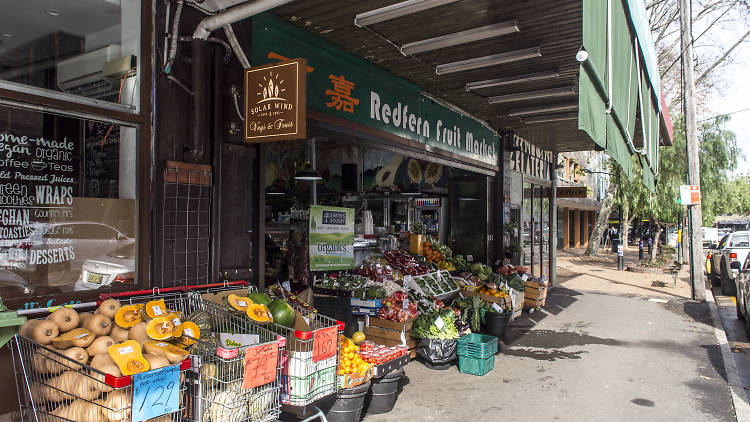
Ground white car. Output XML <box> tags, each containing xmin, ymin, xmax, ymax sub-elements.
<box><xmin>716</xmin><ymin>231</ymin><xmax>750</xmax><ymax>296</ymax></box>
<box><xmin>74</xmin><ymin>243</ymin><xmax>135</xmax><ymax>291</ymax></box>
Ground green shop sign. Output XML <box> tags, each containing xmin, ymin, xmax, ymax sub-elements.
<box><xmin>309</xmin><ymin>205</ymin><xmax>355</xmax><ymax>271</ymax></box>
<box><xmin>251</xmin><ymin>13</ymin><xmax>499</xmax><ymax>167</ymax></box>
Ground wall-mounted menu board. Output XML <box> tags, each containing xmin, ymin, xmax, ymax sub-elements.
<box><xmin>0</xmin><ymin>106</ymin><xmax>137</xmax><ymax>310</ymax></box>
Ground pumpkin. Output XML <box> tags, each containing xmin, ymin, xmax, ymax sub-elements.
<box><xmin>174</xmin><ymin>321</ymin><xmax>201</xmax><ymax>347</ymax></box>
<box><xmin>267</xmin><ymin>299</ymin><xmax>295</xmax><ymax>328</ymax></box>
<box><xmin>114</xmin><ymin>304</ymin><xmax>142</xmax><ymax>328</ymax></box>
<box><xmin>143</xmin><ymin>340</ymin><xmax>189</xmax><ymax>363</ymax></box>
<box><xmin>210</xmin><ymin>382</ymin><xmax>249</xmax><ymax>422</ymax></box>
<box><xmin>108</xmin><ymin>340</ymin><xmax>150</xmax><ymax>375</ymax></box>
<box><xmin>141</xmin><ymin>299</ymin><xmax>167</xmax><ymax>321</ymax></box>
<box><xmin>51</xmin><ymin>327</ymin><xmax>95</xmax><ymax>349</ymax></box>
<box><xmin>186</xmin><ymin>310</ymin><xmax>213</xmax><ymax>333</ymax></box>
<box><xmin>190</xmin><ymin>336</ymin><xmax>219</xmax><ymax>356</ymax></box>
<box><xmin>247</xmin><ymin>292</ymin><xmax>273</xmax><ymax>306</ymax></box>
<box><xmin>146</xmin><ymin>315</ymin><xmax>176</xmax><ymax>340</ymax></box>
<box><xmin>225</xmin><ymin>294</ymin><xmax>253</xmax><ymax>312</ymax></box>
<box><xmin>246</xmin><ymin>304</ymin><xmax>273</xmax><ymax>323</ymax></box>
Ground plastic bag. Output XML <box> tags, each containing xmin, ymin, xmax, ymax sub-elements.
<box><xmin>416</xmin><ymin>338</ymin><xmax>457</xmax><ymax>364</ymax></box>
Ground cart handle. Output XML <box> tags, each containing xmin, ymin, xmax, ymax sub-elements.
<box><xmin>98</xmin><ymin>280</ymin><xmax>250</xmax><ymax>301</ymax></box>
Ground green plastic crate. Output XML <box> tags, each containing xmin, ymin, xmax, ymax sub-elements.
<box><xmin>458</xmin><ymin>354</ymin><xmax>495</xmax><ymax>376</ymax></box>
<box><xmin>457</xmin><ymin>333</ymin><xmax>498</xmax><ymax>359</ymax></box>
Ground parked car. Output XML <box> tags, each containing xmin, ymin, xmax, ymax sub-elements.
<box><xmin>712</xmin><ymin>231</ymin><xmax>750</xmax><ymax>296</ymax></box>
<box><xmin>732</xmin><ymin>254</ymin><xmax>750</xmax><ymax>336</ymax></box>
<box><xmin>73</xmin><ymin>243</ymin><xmax>135</xmax><ymax>291</ymax></box>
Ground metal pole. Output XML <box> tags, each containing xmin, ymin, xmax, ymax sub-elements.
<box><xmin>550</xmin><ymin>153</ymin><xmax>558</xmax><ymax>286</ymax></box>
<box><xmin>311</xmin><ymin>137</ymin><xmax>318</xmax><ymax>205</ymax></box>
<box><xmin>680</xmin><ymin>0</ymin><xmax>705</xmax><ymax>300</ymax></box>
<box><xmin>618</xmin><ymin>203</ymin><xmax>624</xmax><ymax>270</ymax></box>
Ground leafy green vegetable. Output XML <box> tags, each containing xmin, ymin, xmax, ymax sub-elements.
<box><xmin>412</xmin><ymin>308</ymin><xmax>459</xmax><ymax>340</ymax></box>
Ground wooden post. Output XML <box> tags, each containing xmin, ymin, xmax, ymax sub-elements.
<box><xmin>573</xmin><ymin>209</ymin><xmax>581</xmax><ymax>248</ymax></box>
<box><xmin>680</xmin><ymin>0</ymin><xmax>705</xmax><ymax>301</ymax></box>
<box><xmin>563</xmin><ymin>207</ymin><xmax>570</xmax><ymax>249</ymax></box>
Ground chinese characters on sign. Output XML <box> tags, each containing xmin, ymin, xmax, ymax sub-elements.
<box><xmin>325</xmin><ymin>74</ymin><xmax>359</xmax><ymax>114</ymax></box>
<box><xmin>244</xmin><ymin>58</ymin><xmax>307</xmax><ymax>143</ymax></box>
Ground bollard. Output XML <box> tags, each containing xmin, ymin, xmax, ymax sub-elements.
<box><xmin>639</xmin><ymin>240</ymin><xmax>644</xmax><ymax>261</ymax></box>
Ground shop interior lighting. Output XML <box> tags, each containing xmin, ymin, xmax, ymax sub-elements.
<box><xmin>465</xmin><ymin>70</ymin><xmax>560</xmax><ymax>91</ymax></box>
<box><xmin>402</xmin><ymin>186</ymin><xmax>423</xmax><ymax>195</ymax></box>
<box><xmin>265</xmin><ymin>186</ymin><xmax>285</xmax><ymax>195</ymax></box>
<box><xmin>294</xmin><ymin>165</ymin><xmax>322</xmax><ymax>181</ymax></box>
<box><xmin>508</xmin><ymin>102</ymin><xmax>578</xmax><ymax>117</ymax></box>
<box><xmin>488</xmin><ymin>87</ymin><xmax>576</xmax><ymax>104</ymax></box>
<box><xmin>45</xmin><ymin>10</ymin><xmax>61</xmax><ymax>16</ymax></box>
<box><xmin>522</xmin><ymin>113</ymin><xmax>578</xmax><ymax>124</ymax></box>
<box><xmin>435</xmin><ymin>47</ymin><xmax>541</xmax><ymax>75</ymax></box>
<box><xmin>355</xmin><ymin>0</ymin><xmax>461</xmax><ymax>27</ymax></box>
<box><xmin>400</xmin><ymin>20</ymin><xmax>519</xmax><ymax>55</ymax></box>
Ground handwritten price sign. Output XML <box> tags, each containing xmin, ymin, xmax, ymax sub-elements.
<box><xmin>242</xmin><ymin>342</ymin><xmax>279</xmax><ymax>390</ymax></box>
<box><xmin>132</xmin><ymin>365</ymin><xmax>179</xmax><ymax>422</ymax></box>
<box><xmin>312</xmin><ymin>326</ymin><xmax>338</xmax><ymax>362</ymax></box>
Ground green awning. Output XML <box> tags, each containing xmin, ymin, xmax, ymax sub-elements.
<box><xmin>578</xmin><ymin>0</ymin><xmax>661</xmax><ymax>190</ymax></box>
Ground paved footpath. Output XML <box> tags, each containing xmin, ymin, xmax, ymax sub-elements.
<box><xmin>364</xmin><ymin>248</ymin><xmax>736</xmax><ymax>422</ymax></box>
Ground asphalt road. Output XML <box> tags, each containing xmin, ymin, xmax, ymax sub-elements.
<box><xmin>712</xmin><ymin>285</ymin><xmax>750</xmax><ymax>405</ymax></box>
<box><xmin>361</xmin><ymin>287</ymin><xmax>735</xmax><ymax>421</ymax></box>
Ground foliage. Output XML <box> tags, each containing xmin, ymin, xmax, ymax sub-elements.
<box><xmin>718</xmin><ymin>174</ymin><xmax>750</xmax><ymax>215</ymax></box>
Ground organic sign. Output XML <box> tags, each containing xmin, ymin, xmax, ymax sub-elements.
<box><xmin>250</xmin><ymin>14</ymin><xmax>499</xmax><ymax>166</ymax></box>
<box><xmin>556</xmin><ymin>186</ymin><xmax>589</xmax><ymax>198</ymax></box>
<box><xmin>132</xmin><ymin>365</ymin><xmax>179</xmax><ymax>422</ymax></box>
<box><xmin>244</xmin><ymin>58</ymin><xmax>307</xmax><ymax>143</ymax></box>
<box><xmin>312</xmin><ymin>325</ymin><xmax>338</xmax><ymax>362</ymax></box>
<box><xmin>242</xmin><ymin>341</ymin><xmax>279</xmax><ymax>389</ymax></box>
<box><xmin>309</xmin><ymin>205</ymin><xmax>354</xmax><ymax>271</ymax></box>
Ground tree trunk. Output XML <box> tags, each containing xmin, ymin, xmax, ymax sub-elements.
<box><xmin>622</xmin><ymin>205</ymin><xmax>631</xmax><ymax>249</ymax></box>
<box><xmin>585</xmin><ymin>182</ymin><xmax>619</xmax><ymax>256</ymax></box>
<box><xmin>651</xmin><ymin>224</ymin><xmax>662</xmax><ymax>261</ymax></box>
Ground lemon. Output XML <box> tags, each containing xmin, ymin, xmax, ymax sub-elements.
<box><xmin>352</xmin><ymin>331</ymin><xmax>366</xmax><ymax>345</ymax></box>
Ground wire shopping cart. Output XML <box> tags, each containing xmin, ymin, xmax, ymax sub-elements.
<box><xmin>11</xmin><ymin>310</ymin><xmax>191</xmax><ymax>421</ymax></box>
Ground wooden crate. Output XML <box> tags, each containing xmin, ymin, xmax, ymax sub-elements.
<box><xmin>524</xmin><ymin>282</ymin><xmax>548</xmax><ymax>308</ymax></box>
<box><xmin>365</xmin><ymin>317</ymin><xmax>416</xmax><ymax>350</ymax></box>
<box><xmin>460</xmin><ymin>287</ymin><xmax>513</xmax><ymax>309</ymax></box>
<box><xmin>368</xmin><ymin>317</ymin><xmax>414</xmax><ymax>331</ymax></box>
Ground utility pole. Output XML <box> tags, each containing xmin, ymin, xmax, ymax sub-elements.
<box><xmin>680</xmin><ymin>0</ymin><xmax>705</xmax><ymax>301</ymax></box>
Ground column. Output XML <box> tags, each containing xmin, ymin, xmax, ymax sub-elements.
<box><xmin>573</xmin><ymin>209</ymin><xmax>581</xmax><ymax>248</ymax></box>
<box><xmin>562</xmin><ymin>207</ymin><xmax>570</xmax><ymax>249</ymax></box>
<box><xmin>583</xmin><ymin>211</ymin><xmax>590</xmax><ymax>247</ymax></box>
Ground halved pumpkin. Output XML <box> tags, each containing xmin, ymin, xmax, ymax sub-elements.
<box><xmin>141</xmin><ymin>299</ymin><xmax>167</xmax><ymax>321</ymax></box>
<box><xmin>174</xmin><ymin>321</ymin><xmax>201</xmax><ymax>347</ymax></box>
<box><xmin>114</xmin><ymin>304</ymin><xmax>142</xmax><ymax>328</ymax></box>
<box><xmin>108</xmin><ymin>340</ymin><xmax>150</xmax><ymax>375</ymax></box>
<box><xmin>146</xmin><ymin>316</ymin><xmax>175</xmax><ymax>340</ymax></box>
<box><xmin>246</xmin><ymin>304</ymin><xmax>273</xmax><ymax>324</ymax></box>
<box><xmin>225</xmin><ymin>294</ymin><xmax>253</xmax><ymax>312</ymax></box>
<box><xmin>143</xmin><ymin>340</ymin><xmax>189</xmax><ymax>363</ymax></box>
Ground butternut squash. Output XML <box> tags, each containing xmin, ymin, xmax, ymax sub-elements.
<box><xmin>144</xmin><ymin>352</ymin><xmax>171</xmax><ymax>370</ymax></box>
<box><xmin>31</xmin><ymin>346</ymin><xmax>57</xmax><ymax>374</ymax></box>
<box><xmin>83</xmin><ymin>313</ymin><xmax>112</xmax><ymax>336</ymax></box>
<box><xmin>47</xmin><ymin>307</ymin><xmax>79</xmax><ymax>333</ymax></box>
<box><xmin>141</xmin><ymin>299</ymin><xmax>167</xmax><ymax>321</ymax></box>
<box><xmin>90</xmin><ymin>353</ymin><xmax>122</xmax><ymax>393</ymax></box>
<box><xmin>146</xmin><ymin>315</ymin><xmax>176</xmax><ymax>340</ymax></box>
<box><xmin>72</xmin><ymin>371</ymin><xmax>101</xmax><ymax>401</ymax></box>
<box><xmin>114</xmin><ymin>304</ymin><xmax>142</xmax><ymax>328</ymax></box>
<box><xmin>51</xmin><ymin>327</ymin><xmax>95</xmax><ymax>349</ymax></box>
<box><xmin>20</xmin><ymin>319</ymin><xmax>59</xmax><ymax>345</ymax></box>
<box><xmin>86</xmin><ymin>336</ymin><xmax>115</xmax><ymax>356</ymax></box>
<box><xmin>45</xmin><ymin>371</ymin><xmax>79</xmax><ymax>402</ymax></box>
<box><xmin>62</xmin><ymin>399</ymin><xmax>103</xmax><ymax>422</ymax></box>
<box><xmin>110</xmin><ymin>325</ymin><xmax>130</xmax><ymax>342</ymax></box>
<box><xmin>46</xmin><ymin>346</ymin><xmax>89</xmax><ymax>374</ymax></box>
<box><xmin>175</xmin><ymin>321</ymin><xmax>201</xmax><ymax>347</ymax></box>
<box><xmin>102</xmin><ymin>389</ymin><xmax>131</xmax><ymax>422</ymax></box>
<box><xmin>78</xmin><ymin>312</ymin><xmax>94</xmax><ymax>327</ymax></box>
<box><xmin>143</xmin><ymin>340</ymin><xmax>189</xmax><ymax>363</ymax></box>
<box><xmin>128</xmin><ymin>321</ymin><xmax>150</xmax><ymax>345</ymax></box>
<box><xmin>96</xmin><ymin>298</ymin><xmax>122</xmax><ymax>319</ymax></box>
<box><xmin>108</xmin><ymin>340</ymin><xmax>150</xmax><ymax>375</ymax></box>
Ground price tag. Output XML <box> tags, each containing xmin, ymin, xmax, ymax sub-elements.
<box><xmin>132</xmin><ymin>365</ymin><xmax>179</xmax><ymax>422</ymax></box>
<box><xmin>434</xmin><ymin>316</ymin><xmax>445</xmax><ymax>331</ymax></box>
<box><xmin>400</xmin><ymin>329</ymin><xmax>406</xmax><ymax>345</ymax></box>
<box><xmin>521</xmin><ymin>274</ymin><xmax>528</xmax><ymax>282</ymax></box>
<box><xmin>282</xmin><ymin>281</ymin><xmax>291</xmax><ymax>291</ymax></box>
<box><xmin>238</xmin><ymin>300</ymin><xmax>247</xmax><ymax>308</ymax></box>
<box><xmin>242</xmin><ymin>342</ymin><xmax>279</xmax><ymax>390</ymax></box>
<box><xmin>491</xmin><ymin>303</ymin><xmax>502</xmax><ymax>312</ymax></box>
<box><xmin>152</xmin><ymin>306</ymin><xmax>163</xmax><ymax>316</ymax></box>
<box><xmin>510</xmin><ymin>292</ymin><xmax>516</xmax><ymax>309</ymax></box>
<box><xmin>312</xmin><ymin>326</ymin><xmax>338</xmax><ymax>362</ymax></box>
<box><xmin>403</xmin><ymin>298</ymin><xmax>409</xmax><ymax>308</ymax></box>
<box><xmin>467</xmin><ymin>255</ymin><xmax>473</xmax><ymax>262</ymax></box>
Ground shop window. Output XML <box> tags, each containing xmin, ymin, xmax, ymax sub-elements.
<box><xmin>0</xmin><ymin>105</ymin><xmax>137</xmax><ymax>303</ymax></box>
<box><xmin>0</xmin><ymin>2</ymin><xmax>140</xmax><ymax>110</ymax></box>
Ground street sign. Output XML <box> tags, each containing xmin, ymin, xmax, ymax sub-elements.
<box><xmin>679</xmin><ymin>185</ymin><xmax>701</xmax><ymax>205</ymax></box>
<box><xmin>556</xmin><ymin>186</ymin><xmax>588</xmax><ymax>198</ymax></box>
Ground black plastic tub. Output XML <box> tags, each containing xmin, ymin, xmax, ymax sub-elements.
<box><xmin>483</xmin><ymin>311</ymin><xmax>512</xmax><ymax>340</ymax></box>
<box><xmin>325</xmin><ymin>381</ymin><xmax>371</xmax><ymax>422</ymax></box>
<box><xmin>364</xmin><ymin>368</ymin><xmax>404</xmax><ymax>415</ymax></box>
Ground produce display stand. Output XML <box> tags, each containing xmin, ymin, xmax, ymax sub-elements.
<box><xmin>10</xmin><ymin>290</ymin><xmax>202</xmax><ymax>422</ymax></box>
<box><xmin>523</xmin><ymin>281</ymin><xmax>548</xmax><ymax>312</ymax></box>
<box><xmin>363</xmin><ymin>317</ymin><xmax>417</xmax><ymax>359</ymax></box>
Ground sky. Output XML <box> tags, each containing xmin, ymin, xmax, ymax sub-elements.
<box><xmin>702</xmin><ymin>19</ymin><xmax>750</xmax><ymax>178</ymax></box>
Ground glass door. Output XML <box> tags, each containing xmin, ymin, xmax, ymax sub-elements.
<box><xmin>450</xmin><ymin>176</ymin><xmax>487</xmax><ymax>262</ymax></box>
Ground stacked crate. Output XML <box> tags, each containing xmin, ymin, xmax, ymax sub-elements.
<box><xmin>364</xmin><ymin>318</ymin><xmax>417</xmax><ymax>358</ymax></box>
<box><xmin>524</xmin><ymin>281</ymin><xmax>548</xmax><ymax>309</ymax></box>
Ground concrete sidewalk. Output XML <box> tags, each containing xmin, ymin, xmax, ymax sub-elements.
<box><xmin>363</xmin><ymin>248</ymin><xmax>735</xmax><ymax>421</ymax></box>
